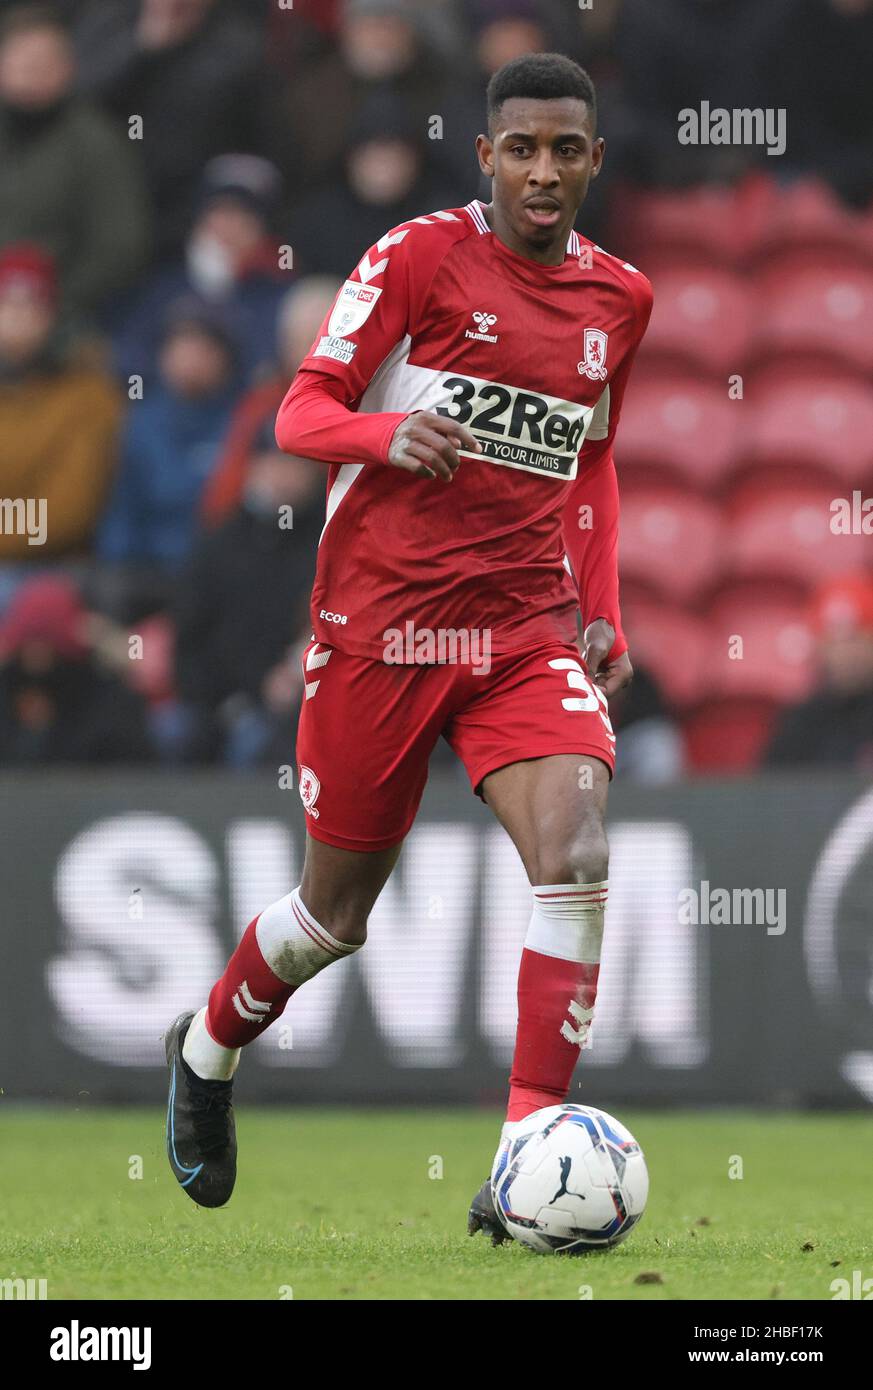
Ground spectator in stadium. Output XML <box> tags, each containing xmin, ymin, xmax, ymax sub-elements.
<box><xmin>0</xmin><ymin>245</ymin><xmax>122</xmax><ymax>579</ymax></box>
<box><xmin>765</xmin><ymin>574</ymin><xmax>873</xmax><ymax>770</ymax></box>
<box><xmin>174</xmin><ymin>418</ymin><xmax>323</xmax><ymax>764</ymax></box>
<box><xmin>289</xmin><ymin>97</ymin><xmax>457</xmax><ymax>276</ymax></box>
<box><xmin>74</xmin><ymin>0</ymin><xmax>270</xmax><ymax>257</ymax></box>
<box><xmin>776</xmin><ymin>0</ymin><xmax>873</xmax><ymax>206</ymax></box>
<box><xmin>0</xmin><ymin>574</ymin><xmax>154</xmax><ymax>763</ymax></box>
<box><xmin>608</xmin><ymin>664</ymin><xmax>685</xmax><ymax>784</ymax></box>
<box><xmin>201</xmin><ymin>274</ymin><xmax>342</xmax><ymax>527</ymax></box>
<box><xmin>112</xmin><ymin>154</ymin><xmax>288</xmax><ymax>389</ymax></box>
<box><xmin>94</xmin><ymin>298</ymin><xmax>242</xmax><ymax>620</ymax></box>
<box><xmin>0</xmin><ymin>2</ymin><xmax>149</xmax><ymax>323</ymax></box>
<box><xmin>614</xmin><ymin>0</ymin><xmax>796</xmax><ymax>186</ymax></box>
<box><xmin>271</xmin><ymin>0</ymin><xmax>460</xmax><ymax>196</ymax></box>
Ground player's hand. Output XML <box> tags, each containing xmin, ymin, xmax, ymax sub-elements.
<box><xmin>583</xmin><ymin>619</ymin><xmax>633</xmax><ymax>698</ymax></box>
<box><xmin>387</xmin><ymin>411</ymin><xmax>482</xmax><ymax>482</ymax></box>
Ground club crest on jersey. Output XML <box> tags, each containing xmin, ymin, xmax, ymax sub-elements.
<box><xmin>328</xmin><ymin>280</ymin><xmax>382</xmax><ymax>339</ymax></box>
<box><xmin>578</xmin><ymin>328</ymin><xmax>608</xmax><ymax>381</ymax></box>
<box><xmin>465</xmin><ymin>310</ymin><xmax>499</xmax><ymax>344</ymax></box>
<box><xmin>299</xmin><ymin>766</ymin><xmax>321</xmax><ymax>819</ymax></box>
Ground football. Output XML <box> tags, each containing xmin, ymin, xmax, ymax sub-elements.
<box><xmin>491</xmin><ymin>1104</ymin><xmax>649</xmax><ymax>1254</ymax></box>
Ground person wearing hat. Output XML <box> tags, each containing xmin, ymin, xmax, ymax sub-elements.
<box><xmin>765</xmin><ymin>573</ymin><xmax>873</xmax><ymax>769</ymax></box>
<box><xmin>112</xmin><ymin>153</ymin><xmax>289</xmax><ymax>390</ymax></box>
<box><xmin>0</xmin><ymin>574</ymin><xmax>153</xmax><ymax>763</ymax></box>
<box><xmin>95</xmin><ymin>295</ymin><xmax>243</xmax><ymax>619</ymax></box>
<box><xmin>0</xmin><ymin>243</ymin><xmax>122</xmax><ymax>579</ymax></box>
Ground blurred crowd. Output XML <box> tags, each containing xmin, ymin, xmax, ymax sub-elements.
<box><xmin>1</xmin><ymin>0</ymin><xmax>872</xmax><ymax>776</ymax></box>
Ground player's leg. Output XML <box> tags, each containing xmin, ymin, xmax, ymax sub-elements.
<box><xmin>446</xmin><ymin>642</ymin><xmax>615</xmax><ymax>1239</ymax></box>
<box><xmin>482</xmin><ymin>752</ymin><xmax>610</xmax><ymax>1121</ymax></box>
<box><xmin>166</xmin><ymin>641</ymin><xmax>449</xmax><ymax>1207</ymax></box>
<box><xmin>467</xmin><ymin>753</ymin><xmax>610</xmax><ymax>1240</ymax></box>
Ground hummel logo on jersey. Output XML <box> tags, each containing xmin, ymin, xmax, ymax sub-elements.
<box><xmin>232</xmin><ymin>980</ymin><xmax>272</xmax><ymax>1024</ymax></box>
<box><xmin>465</xmin><ymin>310</ymin><xmax>499</xmax><ymax>344</ymax></box>
<box><xmin>578</xmin><ymin>328</ymin><xmax>608</xmax><ymax>380</ymax></box>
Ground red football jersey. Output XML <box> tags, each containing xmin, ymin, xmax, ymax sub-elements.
<box><xmin>276</xmin><ymin>200</ymin><xmax>652</xmax><ymax>662</ymax></box>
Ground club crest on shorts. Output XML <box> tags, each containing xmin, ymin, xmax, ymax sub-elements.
<box><xmin>299</xmin><ymin>766</ymin><xmax>321</xmax><ymax>819</ymax></box>
<box><xmin>578</xmin><ymin>327</ymin><xmax>608</xmax><ymax>380</ymax></box>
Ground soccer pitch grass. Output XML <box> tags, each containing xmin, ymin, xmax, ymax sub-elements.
<box><xmin>1</xmin><ymin>1108</ymin><xmax>869</xmax><ymax>1301</ymax></box>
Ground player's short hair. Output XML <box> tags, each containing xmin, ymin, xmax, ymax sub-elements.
<box><xmin>487</xmin><ymin>53</ymin><xmax>597</xmax><ymax>134</ymax></box>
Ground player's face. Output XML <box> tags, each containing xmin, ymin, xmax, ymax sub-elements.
<box><xmin>476</xmin><ymin>97</ymin><xmax>604</xmax><ymax>265</ymax></box>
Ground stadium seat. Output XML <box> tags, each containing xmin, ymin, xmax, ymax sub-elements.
<box><xmin>749</xmin><ymin>176</ymin><xmax>873</xmax><ymax>272</ymax></box>
<box><xmin>621</xmin><ymin>598</ymin><xmax>710</xmax><ymax>708</ymax></box>
<box><xmin>640</xmin><ymin>267</ymin><xmax>752</xmax><ymax>376</ymax></box>
<box><xmin>750</xmin><ymin>264</ymin><xmax>873</xmax><ymax>376</ymax></box>
<box><xmin>618</xmin><ymin>485</ymin><xmax>723</xmax><ymax>605</ymax></box>
<box><xmin>610</xmin><ymin>186</ymin><xmax>742</xmax><ymax>268</ymax></box>
<box><xmin>683</xmin><ymin>698</ymin><xmax>779</xmax><ymax>772</ymax></box>
<box><xmin>742</xmin><ymin>373</ymin><xmax>873</xmax><ymax>486</ymax></box>
<box><xmin>703</xmin><ymin>588</ymin><xmax>815</xmax><ymax>703</ymax></box>
<box><xmin>725</xmin><ymin>482</ymin><xmax>871</xmax><ymax>587</ymax></box>
<box><xmin>618</xmin><ymin>373</ymin><xmax>739</xmax><ymax>490</ymax></box>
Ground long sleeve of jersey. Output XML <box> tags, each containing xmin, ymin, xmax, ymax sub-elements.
<box><xmin>276</xmin><ymin>370</ymin><xmax>407</xmax><ymax>467</ymax></box>
<box><xmin>561</xmin><ymin>302</ymin><xmax>651</xmax><ymax>666</ymax></box>
<box><xmin>275</xmin><ymin>222</ymin><xmax>434</xmax><ymax>464</ymax></box>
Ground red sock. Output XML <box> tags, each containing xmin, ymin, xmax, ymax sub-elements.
<box><xmin>206</xmin><ymin>887</ymin><xmax>360</xmax><ymax>1049</ymax></box>
<box><xmin>507</xmin><ymin>882</ymin><xmax>607</xmax><ymax>1123</ymax></box>
<box><xmin>206</xmin><ymin>917</ymin><xmax>296</xmax><ymax>1048</ymax></box>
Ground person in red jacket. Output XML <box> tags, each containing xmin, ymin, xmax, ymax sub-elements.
<box><xmin>164</xmin><ymin>53</ymin><xmax>652</xmax><ymax>1232</ymax></box>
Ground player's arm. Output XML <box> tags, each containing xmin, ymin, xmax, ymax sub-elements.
<box><xmin>562</xmin><ymin>280</ymin><xmax>652</xmax><ymax>696</ymax></box>
<box><xmin>275</xmin><ymin>228</ymin><xmax>479</xmax><ymax>481</ymax></box>
<box><xmin>563</xmin><ymin>434</ymin><xmax>628</xmax><ymax>695</ymax></box>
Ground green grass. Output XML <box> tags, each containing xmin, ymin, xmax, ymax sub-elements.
<box><xmin>0</xmin><ymin>1107</ymin><xmax>869</xmax><ymax>1300</ymax></box>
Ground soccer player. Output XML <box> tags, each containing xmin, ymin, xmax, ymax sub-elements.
<box><xmin>165</xmin><ymin>52</ymin><xmax>652</xmax><ymax>1240</ymax></box>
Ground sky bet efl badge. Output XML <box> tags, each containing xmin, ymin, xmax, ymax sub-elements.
<box><xmin>328</xmin><ymin>280</ymin><xmax>382</xmax><ymax>338</ymax></box>
<box><xmin>578</xmin><ymin>327</ymin><xmax>609</xmax><ymax>380</ymax></box>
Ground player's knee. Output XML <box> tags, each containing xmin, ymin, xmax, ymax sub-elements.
<box><xmin>534</xmin><ymin>825</ymin><xmax>609</xmax><ymax>886</ymax></box>
<box><xmin>322</xmin><ymin>908</ymin><xmax>369</xmax><ymax>947</ymax></box>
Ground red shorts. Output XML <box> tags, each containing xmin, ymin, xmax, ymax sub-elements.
<box><xmin>295</xmin><ymin>638</ymin><xmax>616</xmax><ymax>852</ymax></box>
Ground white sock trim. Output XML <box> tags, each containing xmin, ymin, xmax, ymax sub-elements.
<box><xmin>525</xmin><ymin>880</ymin><xmax>607</xmax><ymax>963</ymax></box>
<box><xmin>256</xmin><ymin>886</ymin><xmax>361</xmax><ymax>986</ymax></box>
<box><xmin>182</xmin><ymin>1006</ymin><xmax>240</xmax><ymax>1082</ymax></box>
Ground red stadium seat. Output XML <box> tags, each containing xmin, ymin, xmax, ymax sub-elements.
<box><xmin>749</xmin><ymin>177</ymin><xmax>873</xmax><ymax>272</ymax></box>
<box><xmin>618</xmin><ymin>485</ymin><xmax>723</xmax><ymax>605</ymax></box>
<box><xmin>725</xmin><ymin>482</ymin><xmax>871</xmax><ymax>587</ymax></box>
<box><xmin>611</xmin><ymin>186</ymin><xmax>742</xmax><ymax>268</ymax></box>
<box><xmin>622</xmin><ymin>598</ymin><xmax>710</xmax><ymax>708</ymax></box>
<box><xmin>683</xmin><ymin>698</ymin><xmax>779</xmax><ymax>772</ymax></box>
<box><xmin>742</xmin><ymin>374</ymin><xmax>873</xmax><ymax>486</ymax></box>
<box><xmin>618</xmin><ymin>373</ymin><xmax>740</xmax><ymax>490</ymax></box>
<box><xmin>640</xmin><ymin>267</ymin><xmax>752</xmax><ymax>376</ymax></box>
<box><xmin>751</xmin><ymin>264</ymin><xmax>873</xmax><ymax>375</ymax></box>
<box><xmin>703</xmin><ymin>588</ymin><xmax>815</xmax><ymax>703</ymax></box>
